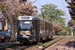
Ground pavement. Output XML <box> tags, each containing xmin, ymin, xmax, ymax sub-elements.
<box><xmin>0</xmin><ymin>42</ymin><xmax>19</xmax><ymax>49</ymax></box>
<box><xmin>53</xmin><ymin>36</ymin><xmax>75</xmax><ymax>37</ymax></box>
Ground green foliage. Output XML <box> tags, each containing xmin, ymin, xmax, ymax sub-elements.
<box><xmin>59</xmin><ymin>26</ymin><xmax>71</xmax><ymax>35</ymax></box>
<box><xmin>38</xmin><ymin>3</ymin><xmax>66</xmax><ymax>26</ymax></box>
<box><xmin>0</xmin><ymin>2</ymin><xmax>6</xmax><ymax>10</ymax></box>
<box><xmin>66</xmin><ymin>2</ymin><xmax>73</xmax><ymax>6</ymax></box>
<box><xmin>38</xmin><ymin>3</ymin><xmax>66</xmax><ymax>35</ymax></box>
<box><xmin>40</xmin><ymin>3</ymin><xmax>65</xmax><ymax>21</ymax></box>
<box><xmin>57</xmin><ymin>17</ymin><xmax>65</xmax><ymax>26</ymax></box>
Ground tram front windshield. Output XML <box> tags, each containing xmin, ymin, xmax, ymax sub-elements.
<box><xmin>19</xmin><ymin>21</ymin><xmax>33</xmax><ymax>30</ymax></box>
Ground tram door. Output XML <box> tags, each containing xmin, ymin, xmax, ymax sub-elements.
<box><xmin>35</xmin><ymin>20</ymin><xmax>40</xmax><ymax>41</ymax></box>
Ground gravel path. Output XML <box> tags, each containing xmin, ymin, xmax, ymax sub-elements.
<box><xmin>45</xmin><ymin>37</ymin><xmax>75</xmax><ymax>50</ymax></box>
<box><xmin>24</xmin><ymin>37</ymin><xmax>63</xmax><ymax>50</ymax></box>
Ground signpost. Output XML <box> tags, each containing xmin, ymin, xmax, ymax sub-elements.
<box><xmin>4</xmin><ymin>26</ymin><xmax>6</xmax><ymax>31</ymax></box>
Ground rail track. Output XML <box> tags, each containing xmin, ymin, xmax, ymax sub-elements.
<box><xmin>23</xmin><ymin>37</ymin><xmax>64</xmax><ymax>50</ymax></box>
<box><xmin>44</xmin><ymin>36</ymin><xmax>74</xmax><ymax>50</ymax></box>
<box><xmin>6</xmin><ymin>43</ymin><xmax>36</xmax><ymax>50</ymax></box>
<box><xmin>0</xmin><ymin>37</ymin><xmax>60</xmax><ymax>50</ymax></box>
<box><xmin>0</xmin><ymin>42</ymin><xmax>20</xmax><ymax>50</ymax></box>
<box><xmin>62</xmin><ymin>36</ymin><xmax>75</xmax><ymax>50</ymax></box>
<box><xmin>41</xmin><ymin>37</ymin><xmax>65</xmax><ymax>50</ymax></box>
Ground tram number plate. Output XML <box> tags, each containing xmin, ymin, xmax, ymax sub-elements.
<box><xmin>23</xmin><ymin>17</ymin><xmax>29</xmax><ymax>19</ymax></box>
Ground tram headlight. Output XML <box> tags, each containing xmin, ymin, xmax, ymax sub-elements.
<box><xmin>20</xmin><ymin>35</ymin><xmax>23</xmax><ymax>36</ymax></box>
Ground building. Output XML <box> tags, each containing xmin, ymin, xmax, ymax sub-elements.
<box><xmin>0</xmin><ymin>11</ymin><xmax>3</xmax><ymax>32</ymax></box>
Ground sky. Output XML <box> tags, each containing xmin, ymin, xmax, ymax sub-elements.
<box><xmin>30</xmin><ymin>0</ymin><xmax>71</xmax><ymax>26</ymax></box>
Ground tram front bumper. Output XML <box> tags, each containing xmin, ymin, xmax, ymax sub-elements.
<box><xmin>18</xmin><ymin>36</ymin><xmax>36</xmax><ymax>42</ymax></box>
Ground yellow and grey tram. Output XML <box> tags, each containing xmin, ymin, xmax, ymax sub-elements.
<box><xmin>17</xmin><ymin>16</ymin><xmax>53</xmax><ymax>43</ymax></box>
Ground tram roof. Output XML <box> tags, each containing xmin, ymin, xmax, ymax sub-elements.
<box><xmin>18</xmin><ymin>16</ymin><xmax>52</xmax><ymax>24</ymax></box>
<box><xmin>36</xmin><ymin>16</ymin><xmax>52</xmax><ymax>24</ymax></box>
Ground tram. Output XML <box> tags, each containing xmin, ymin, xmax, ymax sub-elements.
<box><xmin>17</xmin><ymin>16</ymin><xmax>53</xmax><ymax>43</ymax></box>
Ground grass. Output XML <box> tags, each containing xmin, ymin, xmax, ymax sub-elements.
<box><xmin>36</xmin><ymin>42</ymin><xmax>46</xmax><ymax>48</ymax></box>
<box><xmin>0</xmin><ymin>45</ymin><xmax>4</xmax><ymax>48</ymax></box>
<box><xmin>47</xmin><ymin>41</ymin><xmax>50</xmax><ymax>43</ymax></box>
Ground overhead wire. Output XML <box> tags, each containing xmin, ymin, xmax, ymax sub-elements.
<box><xmin>62</xmin><ymin>0</ymin><xmax>70</xmax><ymax>19</ymax></box>
<box><xmin>61</xmin><ymin>0</ymin><xmax>71</xmax><ymax>26</ymax></box>
<box><xmin>36</xmin><ymin>0</ymin><xmax>42</xmax><ymax>6</ymax></box>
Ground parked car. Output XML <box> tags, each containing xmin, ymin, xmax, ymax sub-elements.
<box><xmin>0</xmin><ymin>32</ymin><xmax>11</xmax><ymax>43</ymax></box>
<box><xmin>7</xmin><ymin>28</ymin><xmax>18</xmax><ymax>39</ymax></box>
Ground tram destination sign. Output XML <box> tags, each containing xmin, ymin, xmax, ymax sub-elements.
<box><xmin>18</xmin><ymin>16</ymin><xmax>32</xmax><ymax>20</ymax></box>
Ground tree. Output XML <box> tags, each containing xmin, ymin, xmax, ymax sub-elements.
<box><xmin>57</xmin><ymin>17</ymin><xmax>65</xmax><ymax>26</ymax></box>
<box><xmin>38</xmin><ymin>3</ymin><xmax>66</xmax><ymax>35</ymax></box>
<box><xmin>68</xmin><ymin>19</ymin><xmax>74</xmax><ymax>27</ymax></box>
<box><xmin>65</xmin><ymin>0</ymin><xmax>75</xmax><ymax>35</ymax></box>
<box><xmin>68</xmin><ymin>19</ymin><xmax>75</xmax><ymax>35</ymax></box>
<box><xmin>38</xmin><ymin>3</ymin><xmax>66</xmax><ymax>26</ymax></box>
<box><xmin>60</xmin><ymin>26</ymin><xmax>71</xmax><ymax>35</ymax></box>
<box><xmin>0</xmin><ymin>0</ymin><xmax>36</xmax><ymax>41</ymax></box>
<box><xmin>40</xmin><ymin>3</ymin><xmax>65</xmax><ymax>21</ymax></box>
<box><xmin>53</xmin><ymin>21</ymin><xmax>62</xmax><ymax>35</ymax></box>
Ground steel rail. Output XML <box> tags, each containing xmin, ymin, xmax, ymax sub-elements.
<box><xmin>0</xmin><ymin>37</ymin><xmax>59</xmax><ymax>50</ymax></box>
<box><xmin>63</xmin><ymin>36</ymin><xmax>74</xmax><ymax>50</ymax></box>
<box><xmin>41</xmin><ymin>37</ymin><xmax>65</xmax><ymax>50</ymax></box>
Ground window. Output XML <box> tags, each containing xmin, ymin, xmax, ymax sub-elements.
<box><xmin>0</xmin><ymin>14</ymin><xmax>2</xmax><ymax>18</ymax></box>
<box><xmin>19</xmin><ymin>21</ymin><xmax>33</xmax><ymax>30</ymax></box>
<box><xmin>0</xmin><ymin>22</ymin><xmax>2</xmax><ymax>30</ymax></box>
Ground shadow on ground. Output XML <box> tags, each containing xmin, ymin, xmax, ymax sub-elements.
<box><xmin>67</xmin><ymin>41</ymin><xmax>75</xmax><ymax>48</ymax></box>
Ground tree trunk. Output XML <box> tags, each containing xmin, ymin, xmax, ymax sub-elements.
<box><xmin>73</xmin><ymin>26</ymin><xmax>75</xmax><ymax>36</ymax></box>
<box><xmin>73</xmin><ymin>20</ymin><xmax>75</xmax><ymax>36</ymax></box>
<box><xmin>11</xmin><ymin>22</ymin><xmax>16</xmax><ymax>42</ymax></box>
<box><xmin>73</xmin><ymin>30</ymin><xmax>75</xmax><ymax>36</ymax></box>
<box><xmin>55</xmin><ymin>30</ymin><xmax>58</xmax><ymax>35</ymax></box>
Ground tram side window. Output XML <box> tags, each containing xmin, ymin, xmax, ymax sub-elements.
<box><xmin>50</xmin><ymin>24</ymin><xmax>52</xmax><ymax>31</ymax></box>
<box><xmin>40</xmin><ymin>21</ymin><xmax>45</xmax><ymax>34</ymax></box>
<box><xmin>43</xmin><ymin>22</ymin><xmax>45</xmax><ymax>34</ymax></box>
<box><xmin>32</xmin><ymin>21</ymin><xmax>35</xmax><ymax>29</ymax></box>
<box><xmin>51</xmin><ymin>24</ymin><xmax>52</xmax><ymax>31</ymax></box>
<box><xmin>40</xmin><ymin>21</ymin><xmax>42</xmax><ymax>33</ymax></box>
<box><xmin>48</xmin><ymin>23</ymin><xmax>49</xmax><ymax>34</ymax></box>
<box><xmin>45</xmin><ymin>23</ymin><xmax>47</xmax><ymax>34</ymax></box>
<box><xmin>49</xmin><ymin>24</ymin><xmax>50</xmax><ymax>32</ymax></box>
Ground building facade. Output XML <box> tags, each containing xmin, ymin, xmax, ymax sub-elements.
<box><xmin>0</xmin><ymin>11</ymin><xmax>2</xmax><ymax>32</ymax></box>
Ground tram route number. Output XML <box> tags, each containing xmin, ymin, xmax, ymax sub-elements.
<box><xmin>21</xmin><ymin>17</ymin><xmax>30</xmax><ymax>19</ymax></box>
